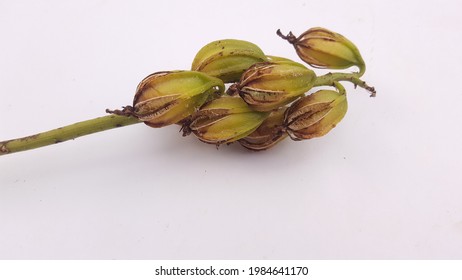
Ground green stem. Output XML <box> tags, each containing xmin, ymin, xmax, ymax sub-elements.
<box><xmin>0</xmin><ymin>115</ymin><xmax>141</xmax><ymax>156</ymax></box>
<box><xmin>314</xmin><ymin>72</ymin><xmax>376</xmax><ymax>97</ymax></box>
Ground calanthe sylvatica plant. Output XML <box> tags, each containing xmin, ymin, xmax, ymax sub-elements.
<box><xmin>0</xmin><ymin>27</ymin><xmax>376</xmax><ymax>156</ymax></box>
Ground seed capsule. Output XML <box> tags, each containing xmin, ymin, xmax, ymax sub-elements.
<box><xmin>285</xmin><ymin>89</ymin><xmax>347</xmax><ymax>140</ymax></box>
<box><xmin>237</xmin><ymin>61</ymin><xmax>316</xmax><ymax>112</ymax></box>
<box><xmin>277</xmin><ymin>27</ymin><xmax>366</xmax><ymax>76</ymax></box>
<box><xmin>266</xmin><ymin>55</ymin><xmax>296</xmax><ymax>63</ymax></box>
<box><xmin>185</xmin><ymin>95</ymin><xmax>269</xmax><ymax>145</ymax></box>
<box><xmin>133</xmin><ymin>71</ymin><xmax>224</xmax><ymax>128</ymax></box>
<box><xmin>239</xmin><ymin>107</ymin><xmax>288</xmax><ymax>151</ymax></box>
<box><xmin>191</xmin><ymin>39</ymin><xmax>268</xmax><ymax>83</ymax></box>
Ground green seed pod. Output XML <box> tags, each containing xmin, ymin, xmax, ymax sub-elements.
<box><xmin>285</xmin><ymin>88</ymin><xmax>347</xmax><ymax>140</ymax></box>
<box><xmin>237</xmin><ymin>61</ymin><xmax>316</xmax><ymax>112</ymax></box>
<box><xmin>133</xmin><ymin>71</ymin><xmax>225</xmax><ymax>128</ymax></box>
<box><xmin>266</xmin><ymin>55</ymin><xmax>296</xmax><ymax>63</ymax></box>
<box><xmin>239</xmin><ymin>106</ymin><xmax>288</xmax><ymax>151</ymax></box>
<box><xmin>277</xmin><ymin>27</ymin><xmax>366</xmax><ymax>76</ymax></box>
<box><xmin>185</xmin><ymin>95</ymin><xmax>269</xmax><ymax>145</ymax></box>
<box><xmin>191</xmin><ymin>39</ymin><xmax>268</xmax><ymax>83</ymax></box>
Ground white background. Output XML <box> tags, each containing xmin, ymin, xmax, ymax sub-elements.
<box><xmin>1</xmin><ymin>0</ymin><xmax>461</xmax><ymax>259</ymax></box>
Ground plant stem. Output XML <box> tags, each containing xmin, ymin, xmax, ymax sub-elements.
<box><xmin>0</xmin><ymin>115</ymin><xmax>141</xmax><ymax>156</ymax></box>
<box><xmin>314</xmin><ymin>73</ymin><xmax>376</xmax><ymax>97</ymax></box>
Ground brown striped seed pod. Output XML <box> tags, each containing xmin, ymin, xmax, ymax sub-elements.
<box><xmin>277</xmin><ymin>27</ymin><xmax>366</xmax><ymax>76</ymax></box>
<box><xmin>191</xmin><ymin>39</ymin><xmax>268</xmax><ymax>83</ymax></box>
<box><xmin>236</xmin><ymin>61</ymin><xmax>316</xmax><ymax>112</ymax></box>
<box><xmin>132</xmin><ymin>71</ymin><xmax>224</xmax><ymax>128</ymax></box>
<box><xmin>285</xmin><ymin>89</ymin><xmax>347</xmax><ymax>140</ymax></box>
<box><xmin>185</xmin><ymin>95</ymin><xmax>269</xmax><ymax>145</ymax></box>
<box><xmin>239</xmin><ymin>106</ymin><xmax>288</xmax><ymax>151</ymax></box>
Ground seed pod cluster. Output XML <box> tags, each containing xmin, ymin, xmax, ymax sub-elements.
<box><xmin>107</xmin><ymin>26</ymin><xmax>373</xmax><ymax>151</ymax></box>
